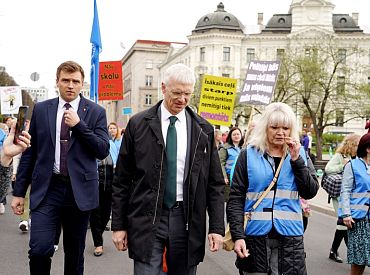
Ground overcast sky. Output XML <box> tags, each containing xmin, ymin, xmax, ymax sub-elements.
<box><xmin>0</xmin><ymin>0</ymin><xmax>369</xmax><ymax>95</ymax></box>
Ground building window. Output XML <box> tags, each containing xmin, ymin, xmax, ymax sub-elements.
<box><xmin>338</xmin><ymin>49</ymin><xmax>347</xmax><ymax>64</ymax></box>
<box><xmin>337</xmin><ymin>76</ymin><xmax>345</xmax><ymax>95</ymax></box>
<box><xmin>200</xmin><ymin>47</ymin><xmax>206</xmax><ymax>62</ymax></box>
<box><xmin>146</xmin><ymin>60</ymin><xmax>153</xmax><ymax>69</ymax></box>
<box><xmin>305</xmin><ymin>48</ymin><xmax>318</xmax><ymax>60</ymax></box>
<box><xmin>223</xmin><ymin>47</ymin><xmax>231</xmax><ymax>61</ymax></box>
<box><xmin>368</xmin><ymin>77</ymin><xmax>370</xmax><ymax>85</ymax></box>
<box><xmin>276</xmin><ymin>49</ymin><xmax>285</xmax><ymax>60</ymax></box>
<box><xmin>145</xmin><ymin>75</ymin><xmax>153</xmax><ymax>86</ymax></box>
<box><xmin>247</xmin><ymin>48</ymin><xmax>255</xmax><ymax>63</ymax></box>
<box><xmin>222</xmin><ymin>73</ymin><xmax>230</xmax><ymax>78</ymax></box>
<box><xmin>145</xmin><ymin>94</ymin><xmax>152</xmax><ymax>105</ymax></box>
<box><xmin>335</xmin><ymin>110</ymin><xmax>344</xmax><ymax>126</ymax></box>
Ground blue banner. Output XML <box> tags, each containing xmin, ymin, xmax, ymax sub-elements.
<box><xmin>90</xmin><ymin>0</ymin><xmax>102</xmax><ymax>103</ymax></box>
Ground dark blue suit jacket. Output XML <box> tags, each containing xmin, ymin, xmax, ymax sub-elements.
<box><xmin>13</xmin><ymin>95</ymin><xmax>110</xmax><ymax>211</ymax></box>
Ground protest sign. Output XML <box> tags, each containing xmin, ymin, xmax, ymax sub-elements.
<box><xmin>198</xmin><ymin>75</ymin><xmax>237</xmax><ymax>126</ymax></box>
<box><xmin>239</xmin><ymin>60</ymin><xmax>280</xmax><ymax>105</ymax></box>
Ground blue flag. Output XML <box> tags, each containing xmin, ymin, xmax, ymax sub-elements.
<box><xmin>90</xmin><ymin>0</ymin><xmax>102</xmax><ymax>103</ymax></box>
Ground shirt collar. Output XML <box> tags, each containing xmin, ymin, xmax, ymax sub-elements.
<box><xmin>58</xmin><ymin>95</ymin><xmax>80</xmax><ymax>110</ymax></box>
<box><xmin>160</xmin><ymin>102</ymin><xmax>186</xmax><ymax>123</ymax></box>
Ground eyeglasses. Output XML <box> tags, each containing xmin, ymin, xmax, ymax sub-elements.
<box><xmin>168</xmin><ymin>89</ymin><xmax>193</xmax><ymax>99</ymax></box>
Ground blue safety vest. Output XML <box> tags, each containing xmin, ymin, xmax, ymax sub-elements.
<box><xmin>244</xmin><ymin>146</ymin><xmax>307</xmax><ymax>236</ymax></box>
<box><xmin>225</xmin><ymin>146</ymin><xmax>241</xmax><ymax>175</ymax></box>
<box><xmin>338</xmin><ymin>158</ymin><xmax>370</xmax><ymax>220</ymax></box>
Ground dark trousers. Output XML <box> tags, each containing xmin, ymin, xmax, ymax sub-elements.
<box><xmin>29</xmin><ymin>174</ymin><xmax>90</xmax><ymax>275</ymax></box>
<box><xmin>89</xmin><ymin>186</ymin><xmax>112</xmax><ymax>247</ymax></box>
<box><xmin>134</xmin><ymin>203</ymin><xmax>197</xmax><ymax>275</ymax></box>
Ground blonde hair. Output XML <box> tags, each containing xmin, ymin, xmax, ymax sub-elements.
<box><xmin>248</xmin><ymin>102</ymin><xmax>299</xmax><ymax>153</ymax></box>
<box><xmin>336</xmin><ymin>133</ymin><xmax>361</xmax><ymax>157</ymax></box>
<box><xmin>108</xmin><ymin>122</ymin><xmax>121</xmax><ymax>140</ymax></box>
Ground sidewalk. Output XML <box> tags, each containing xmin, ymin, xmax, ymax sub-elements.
<box><xmin>309</xmin><ymin>175</ymin><xmax>336</xmax><ymax>217</ymax></box>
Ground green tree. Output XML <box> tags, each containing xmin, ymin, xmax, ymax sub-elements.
<box><xmin>276</xmin><ymin>35</ymin><xmax>369</xmax><ymax>160</ymax></box>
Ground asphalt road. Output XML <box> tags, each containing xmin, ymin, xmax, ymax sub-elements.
<box><xmin>0</xmin><ymin>202</ymin><xmax>369</xmax><ymax>275</ymax></box>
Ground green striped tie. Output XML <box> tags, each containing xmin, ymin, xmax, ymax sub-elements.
<box><xmin>164</xmin><ymin>116</ymin><xmax>177</xmax><ymax>208</ymax></box>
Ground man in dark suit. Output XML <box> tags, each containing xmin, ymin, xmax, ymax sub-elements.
<box><xmin>11</xmin><ymin>61</ymin><xmax>110</xmax><ymax>275</ymax></box>
<box><xmin>112</xmin><ymin>64</ymin><xmax>225</xmax><ymax>275</ymax></box>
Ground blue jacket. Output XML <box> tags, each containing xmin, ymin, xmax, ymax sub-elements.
<box><xmin>245</xmin><ymin>146</ymin><xmax>307</xmax><ymax>236</ymax></box>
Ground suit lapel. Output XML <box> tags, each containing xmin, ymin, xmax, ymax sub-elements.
<box><xmin>48</xmin><ymin>98</ymin><xmax>59</xmax><ymax>148</ymax></box>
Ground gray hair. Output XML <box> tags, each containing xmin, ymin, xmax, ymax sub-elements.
<box><xmin>163</xmin><ymin>64</ymin><xmax>196</xmax><ymax>88</ymax></box>
<box><xmin>248</xmin><ymin>102</ymin><xmax>299</xmax><ymax>153</ymax></box>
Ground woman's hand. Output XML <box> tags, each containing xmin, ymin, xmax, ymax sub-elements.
<box><xmin>285</xmin><ymin>137</ymin><xmax>301</xmax><ymax>161</ymax></box>
<box><xmin>234</xmin><ymin>239</ymin><xmax>249</xmax><ymax>258</ymax></box>
<box><xmin>343</xmin><ymin>216</ymin><xmax>355</xmax><ymax>229</ymax></box>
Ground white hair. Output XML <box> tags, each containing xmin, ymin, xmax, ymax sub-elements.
<box><xmin>248</xmin><ymin>102</ymin><xmax>299</xmax><ymax>153</ymax></box>
<box><xmin>163</xmin><ymin>63</ymin><xmax>196</xmax><ymax>87</ymax></box>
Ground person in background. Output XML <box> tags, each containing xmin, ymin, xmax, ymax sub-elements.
<box><xmin>222</xmin><ymin>131</ymin><xmax>229</xmax><ymax>144</ymax></box>
<box><xmin>90</xmin><ymin>122</ymin><xmax>122</xmax><ymax>257</ymax></box>
<box><xmin>111</xmin><ymin>63</ymin><xmax>225</xmax><ymax>275</ymax></box>
<box><xmin>108</xmin><ymin>122</ymin><xmax>122</xmax><ymax>163</ymax></box>
<box><xmin>325</xmin><ymin>133</ymin><xmax>361</xmax><ymax>263</ymax></box>
<box><xmin>339</xmin><ymin>133</ymin><xmax>370</xmax><ymax>275</ymax></box>
<box><xmin>227</xmin><ymin>102</ymin><xmax>318</xmax><ymax>275</ymax></box>
<box><xmin>0</xmin><ymin>122</ymin><xmax>10</xmax><ymax>214</ymax></box>
<box><xmin>4</xmin><ymin>116</ymin><xmax>14</xmax><ymax>132</ymax></box>
<box><xmin>0</xmin><ymin>122</ymin><xmax>30</xmax><ymax>206</ymax></box>
<box><xmin>300</xmin><ymin>130</ymin><xmax>309</xmax><ymax>152</ymax></box>
<box><xmin>307</xmin><ymin>131</ymin><xmax>313</xmax><ymax>156</ymax></box>
<box><xmin>218</xmin><ymin>127</ymin><xmax>244</xmax><ymax>201</ymax></box>
<box><xmin>365</xmin><ymin>118</ymin><xmax>370</xmax><ymax>133</ymax></box>
<box><xmin>11</xmin><ymin>61</ymin><xmax>110</xmax><ymax>275</ymax></box>
<box><xmin>214</xmin><ymin>129</ymin><xmax>223</xmax><ymax>149</ymax></box>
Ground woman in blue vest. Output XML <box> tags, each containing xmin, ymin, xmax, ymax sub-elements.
<box><xmin>339</xmin><ymin>133</ymin><xmax>370</xmax><ymax>275</ymax></box>
<box><xmin>227</xmin><ymin>102</ymin><xmax>319</xmax><ymax>275</ymax></box>
<box><xmin>218</xmin><ymin>127</ymin><xmax>244</xmax><ymax>202</ymax></box>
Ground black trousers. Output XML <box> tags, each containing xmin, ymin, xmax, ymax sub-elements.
<box><xmin>134</xmin><ymin>203</ymin><xmax>197</xmax><ymax>275</ymax></box>
<box><xmin>29</xmin><ymin>174</ymin><xmax>90</xmax><ymax>275</ymax></box>
<box><xmin>89</xmin><ymin>185</ymin><xmax>112</xmax><ymax>247</ymax></box>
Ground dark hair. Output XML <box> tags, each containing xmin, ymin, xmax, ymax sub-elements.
<box><xmin>357</xmin><ymin>133</ymin><xmax>370</xmax><ymax>158</ymax></box>
<box><xmin>56</xmin><ymin>61</ymin><xmax>85</xmax><ymax>82</ymax></box>
<box><xmin>226</xmin><ymin>127</ymin><xmax>244</xmax><ymax>147</ymax></box>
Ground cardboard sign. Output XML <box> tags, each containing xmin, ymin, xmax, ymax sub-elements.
<box><xmin>98</xmin><ymin>61</ymin><xmax>123</xmax><ymax>100</ymax></box>
<box><xmin>198</xmin><ymin>75</ymin><xmax>237</xmax><ymax>126</ymax></box>
<box><xmin>239</xmin><ymin>60</ymin><xmax>280</xmax><ymax>105</ymax></box>
<box><xmin>0</xmin><ymin>86</ymin><xmax>22</xmax><ymax>114</ymax></box>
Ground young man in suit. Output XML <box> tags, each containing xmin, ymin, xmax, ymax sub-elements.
<box><xmin>112</xmin><ymin>63</ymin><xmax>225</xmax><ymax>275</ymax></box>
<box><xmin>11</xmin><ymin>61</ymin><xmax>110</xmax><ymax>275</ymax></box>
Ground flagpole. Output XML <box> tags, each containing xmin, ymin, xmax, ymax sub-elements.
<box><xmin>90</xmin><ymin>0</ymin><xmax>102</xmax><ymax>103</ymax></box>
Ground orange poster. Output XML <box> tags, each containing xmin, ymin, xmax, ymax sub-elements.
<box><xmin>98</xmin><ymin>61</ymin><xmax>123</xmax><ymax>100</ymax></box>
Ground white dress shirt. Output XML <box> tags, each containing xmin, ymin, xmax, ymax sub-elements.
<box><xmin>160</xmin><ymin>103</ymin><xmax>187</xmax><ymax>202</ymax></box>
<box><xmin>53</xmin><ymin>96</ymin><xmax>80</xmax><ymax>173</ymax></box>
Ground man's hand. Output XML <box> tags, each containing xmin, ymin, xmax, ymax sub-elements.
<box><xmin>64</xmin><ymin>109</ymin><xmax>80</xmax><ymax>128</ymax></box>
<box><xmin>1</xmin><ymin>121</ymin><xmax>31</xmax><ymax>167</ymax></box>
<box><xmin>208</xmin><ymin>233</ymin><xmax>223</xmax><ymax>252</ymax></box>
<box><xmin>112</xmin><ymin>230</ymin><xmax>128</xmax><ymax>251</ymax></box>
<box><xmin>11</xmin><ymin>196</ymin><xmax>25</xmax><ymax>215</ymax></box>
<box><xmin>234</xmin><ymin>239</ymin><xmax>250</xmax><ymax>258</ymax></box>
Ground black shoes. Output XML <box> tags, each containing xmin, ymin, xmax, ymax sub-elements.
<box><xmin>329</xmin><ymin>249</ymin><xmax>343</xmax><ymax>263</ymax></box>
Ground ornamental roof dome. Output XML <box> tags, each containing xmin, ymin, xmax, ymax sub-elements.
<box><xmin>193</xmin><ymin>2</ymin><xmax>244</xmax><ymax>33</ymax></box>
